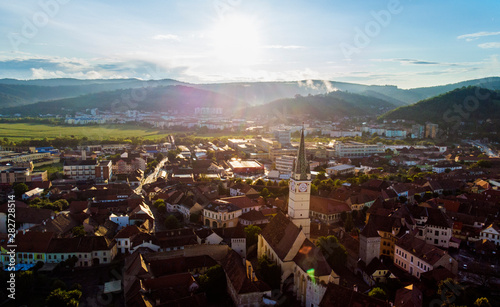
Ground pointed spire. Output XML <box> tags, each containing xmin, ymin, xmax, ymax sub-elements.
<box><xmin>294</xmin><ymin>125</ymin><xmax>310</xmax><ymax>180</ymax></box>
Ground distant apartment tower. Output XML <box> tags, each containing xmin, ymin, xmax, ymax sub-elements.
<box><xmin>411</xmin><ymin>124</ymin><xmax>425</xmax><ymax>139</ymax></box>
<box><xmin>275</xmin><ymin>155</ymin><xmax>295</xmax><ymax>175</ymax></box>
<box><xmin>273</xmin><ymin>129</ymin><xmax>291</xmax><ymax>146</ymax></box>
<box><xmin>425</xmin><ymin>123</ymin><xmax>439</xmax><ymax>138</ymax></box>
<box><xmin>330</xmin><ymin>141</ymin><xmax>384</xmax><ymax>158</ymax></box>
<box><xmin>63</xmin><ymin>159</ymin><xmax>98</xmax><ymax>181</ymax></box>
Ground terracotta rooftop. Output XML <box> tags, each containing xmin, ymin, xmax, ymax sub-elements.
<box><xmin>260</xmin><ymin>211</ymin><xmax>302</xmax><ymax>260</ymax></box>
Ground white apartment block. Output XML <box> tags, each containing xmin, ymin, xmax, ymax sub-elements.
<box><xmin>329</xmin><ymin>141</ymin><xmax>384</xmax><ymax>158</ymax></box>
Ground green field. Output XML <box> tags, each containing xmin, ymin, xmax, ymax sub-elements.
<box><xmin>0</xmin><ymin>122</ymin><xmax>262</xmax><ymax>143</ymax></box>
<box><xmin>0</xmin><ymin>123</ymin><xmax>173</xmax><ymax>142</ymax></box>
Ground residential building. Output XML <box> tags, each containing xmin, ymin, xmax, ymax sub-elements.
<box><xmin>63</xmin><ymin>159</ymin><xmax>99</xmax><ymax>181</ymax></box>
<box><xmin>275</xmin><ymin>155</ymin><xmax>295</xmax><ymax>176</ymax></box>
<box><xmin>203</xmin><ymin>199</ymin><xmax>243</xmax><ymax>228</ymax></box>
<box><xmin>0</xmin><ymin>165</ymin><xmax>47</xmax><ymax>184</ymax></box>
<box><xmin>394</xmin><ymin>233</ymin><xmax>458</xmax><ymax>278</ymax></box>
<box><xmin>309</xmin><ymin>196</ymin><xmax>351</xmax><ymax>224</ymax></box>
<box><xmin>325</xmin><ymin>164</ymin><xmax>355</xmax><ymax>176</ymax></box>
<box><xmin>329</xmin><ymin>141</ymin><xmax>384</xmax><ymax>158</ymax></box>
<box><xmin>479</xmin><ymin>224</ymin><xmax>500</xmax><ymax>246</ymax></box>
<box><xmin>274</xmin><ymin>129</ymin><xmax>291</xmax><ymax>146</ymax></box>
<box><xmin>425</xmin><ymin>123</ymin><xmax>439</xmax><ymax>138</ymax></box>
<box><xmin>21</xmin><ymin>187</ymin><xmax>44</xmax><ymax>200</ymax></box>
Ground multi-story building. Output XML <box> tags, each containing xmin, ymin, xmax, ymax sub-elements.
<box><xmin>0</xmin><ymin>166</ymin><xmax>48</xmax><ymax>184</ymax></box>
<box><xmin>112</xmin><ymin>157</ymin><xmax>146</xmax><ymax>174</ymax></box>
<box><xmin>479</xmin><ymin>224</ymin><xmax>500</xmax><ymax>246</ymax></box>
<box><xmin>394</xmin><ymin>233</ymin><xmax>458</xmax><ymax>278</ymax></box>
<box><xmin>254</xmin><ymin>136</ymin><xmax>280</xmax><ymax>152</ymax></box>
<box><xmin>95</xmin><ymin>160</ymin><xmax>112</xmax><ymax>182</ymax></box>
<box><xmin>203</xmin><ymin>199</ymin><xmax>242</xmax><ymax>228</ymax></box>
<box><xmin>425</xmin><ymin>123</ymin><xmax>439</xmax><ymax>138</ymax></box>
<box><xmin>274</xmin><ymin>129</ymin><xmax>291</xmax><ymax>146</ymax></box>
<box><xmin>63</xmin><ymin>159</ymin><xmax>98</xmax><ymax>181</ymax></box>
<box><xmin>411</xmin><ymin>207</ymin><xmax>453</xmax><ymax>248</ymax></box>
<box><xmin>411</xmin><ymin>124</ymin><xmax>425</xmax><ymax>139</ymax></box>
<box><xmin>325</xmin><ymin>164</ymin><xmax>355</xmax><ymax>176</ymax></box>
<box><xmin>329</xmin><ymin>141</ymin><xmax>384</xmax><ymax>158</ymax></box>
<box><xmin>275</xmin><ymin>155</ymin><xmax>295</xmax><ymax>175</ymax></box>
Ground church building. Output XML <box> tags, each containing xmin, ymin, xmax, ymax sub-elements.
<box><xmin>257</xmin><ymin>128</ymin><xmax>339</xmax><ymax>307</ymax></box>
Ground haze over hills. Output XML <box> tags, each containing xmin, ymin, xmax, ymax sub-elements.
<box><xmin>0</xmin><ymin>77</ymin><xmax>499</xmax><ymax>117</ymax></box>
<box><xmin>1</xmin><ymin>85</ymin><xmax>243</xmax><ymax>116</ymax></box>
<box><xmin>0</xmin><ymin>79</ymin><xmax>186</xmax><ymax>108</ymax></box>
<box><xmin>380</xmin><ymin>86</ymin><xmax>500</xmax><ymax>125</ymax></box>
<box><xmin>243</xmin><ymin>90</ymin><xmax>396</xmax><ymax>120</ymax></box>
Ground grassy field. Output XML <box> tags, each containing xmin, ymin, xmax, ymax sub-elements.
<box><xmin>0</xmin><ymin>123</ymin><xmax>173</xmax><ymax>142</ymax></box>
<box><xmin>34</xmin><ymin>162</ymin><xmax>63</xmax><ymax>178</ymax></box>
<box><xmin>0</xmin><ymin>122</ymin><xmax>262</xmax><ymax>143</ymax></box>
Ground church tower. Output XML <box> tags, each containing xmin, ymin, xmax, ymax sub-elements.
<box><xmin>288</xmin><ymin>127</ymin><xmax>311</xmax><ymax>238</ymax></box>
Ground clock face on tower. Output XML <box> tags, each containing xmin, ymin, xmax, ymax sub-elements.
<box><xmin>290</xmin><ymin>181</ymin><xmax>296</xmax><ymax>192</ymax></box>
<box><xmin>299</xmin><ymin>183</ymin><xmax>308</xmax><ymax>192</ymax></box>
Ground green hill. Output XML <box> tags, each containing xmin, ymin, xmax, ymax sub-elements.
<box><xmin>1</xmin><ymin>85</ymin><xmax>244</xmax><ymax>116</ymax></box>
<box><xmin>380</xmin><ymin>86</ymin><xmax>500</xmax><ymax>125</ymax></box>
<box><xmin>245</xmin><ymin>91</ymin><xmax>395</xmax><ymax>120</ymax></box>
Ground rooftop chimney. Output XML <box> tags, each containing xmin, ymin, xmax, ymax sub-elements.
<box><xmin>82</xmin><ymin>150</ymin><xmax>86</xmax><ymax>160</ymax></box>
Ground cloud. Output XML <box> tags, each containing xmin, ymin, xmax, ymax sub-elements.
<box><xmin>152</xmin><ymin>34</ymin><xmax>179</xmax><ymax>41</ymax></box>
<box><xmin>457</xmin><ymin>31</ymin><xmax>500</xmax><ymax>42</ymax></box>
<box><xmin>263</xmin><ymin>45</ymin><xmax>305</xmax><ymax>49</ymax></box>
<box><xmin>371</xmin><ymin>58</ymin><xmax>443</xmax><ymax>65</ymax></box>
<box><xmin>30</xmin><ymin>68</ymin><xmax>106</xmax><ymax>79</ymax></box>
<box><xmin>478</xmin><ymin>42</ymin><xmax>500</xmax><ymax>49</ymax></box>
<box><xmin>0</xmin><ymin>56</ymin><xmax>190</xmax><ymax>81</ymax></box>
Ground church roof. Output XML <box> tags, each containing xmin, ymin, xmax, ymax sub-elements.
<box><xmin>293</xmin><ymin>239</ymin><xmax>332</xmax><ymax>276</ymax></box>
<box><xmin>260</xmin><ymin>211</ymin><xmax>302</xmax><ymax>260</ymax></box>
<box><xmin>293</xmin><ymin>127</ymin><xmax>310</xmax><ymax>180</ymax></box>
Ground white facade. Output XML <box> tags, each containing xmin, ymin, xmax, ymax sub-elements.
<box><xmin>109</xmin><ymin>214</ymin><xmax>130</xmax><ymax>230</ymax></box>
<box><xmin>480</xmin><ymin>224</ymin><xmax>500</xmax><ymax>246</ymax></box>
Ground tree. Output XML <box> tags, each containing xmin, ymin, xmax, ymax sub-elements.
<box><xmin>13</xmin><ymin>182</ymin><xmax>29</xmax><ymax>198</ymax></box>
<box><xmin>254</xmin><ymin>178</ymin><xmax>265</xmax><ymax>186</ymax></box>
<box><xmin>368</xmin><ymin>287</ymin><xmax>387</xmax><ymax>300</ymax></box>
<box><xmin>245</xmin><ymin>179</ymin><xmax>253</xmax><ymax>185</ymax></box>
<box><xmin>45</xmin><ymin>288</ymin><xmax>82</xmax><ymax>307</ymax></box>
<box><xmin>167</xmin><ymin>150</ymin><xmax>178</xmax><ymax>162</ymax></box>
<box><xmin>344</xmin><ymin>214</ymin><xmax>354</xmax><ymax>232</ymax></box>
<box><xmin>153</xmin><ymin>199</ymin><xmax>165</xmax><ymax>208</ymax></box>
<box><xmin>244</xmin><ymin>225</ymin><xmax>261</xmax><ymax>248</ymax></box>
<box><xmin>257</xmin><ymin>255</ymin><xmax>281</xmax><ymax>289</ymax></box>
<box><xmin>316</xmin><ymin>171</ymin><xmax>327</xmax><ymax>181</ymax></box>
<box><xmin>340</xmin><ymin>212</ymin><xmax>347</xmax><ymax>223</ymax></box>
<box><xmin>437</xmin><ymin>278</ymin><xmax>464</xmax><ymax>306</ymax></box>
<box><xmin>165</xmin><ymin>215</ymin><xmax>180</xmax><ymax>230</ymax></box>
<box><xmin>476</xmin><ymin>160</ymin><xmax>492</xmax><ymax>168</ymax></box>
<box><xmin>198</xmin><ymin>265</ymin><xmax>227</xmax><ymax>303</ymax></box>
<box><xmin>316</xmin><ymin>235</ymin><xmax>347</xmax><ymax>267</ymax></box>
<box><xmin>474</xmin><ymin>297</ymin><xmax>491</xmax><ymax>307</ymax></box>
<box><xmin>190</xmin><ymin>213</ymin><xmax>200</xmax><ymax>223</ymax></box>
<box><xmin>53</xmin><ymin>199</ymin><xmax>69</xmax><ymax>211</ymax></box>
<box><xmin>278</xmin><ymin>180</ymin><xmax>288</xmax><ymax>187</ymax></box>
<box><xmin>71</xmin><ymin>226</ymin><xmax>86</xmax><ymax>237</ymax></box>
<box><xmin>157</xmin><ymin>203</ymin><xmax>166</xmax><ymax>214</ymax></box>
<box><xmin>260</xmin><ymin>188</ymin><xmax>270</xmax><ymax>198</ymax></box>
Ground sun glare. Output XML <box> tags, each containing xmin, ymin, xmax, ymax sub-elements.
<box><xmin>210</xmin><ymin>15</ymin><xmax>261</xmax><ymax>65</ymax></box>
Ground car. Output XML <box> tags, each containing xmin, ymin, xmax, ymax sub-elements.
<box><xmin>462</xmin><ymin>264</ymin><xmax>468</xmax><ymax>269</ymax></box>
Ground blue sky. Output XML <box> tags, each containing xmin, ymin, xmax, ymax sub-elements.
<box><xmin>0</xmin><ymin>0</ymin><xmax>499</xmax><ymax>88</ymax></box>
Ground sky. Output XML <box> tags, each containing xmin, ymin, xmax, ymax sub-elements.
<box><xmin>0</xmin><ymin>0</ymin><xmax>499</xmax><ymax>88</ymax></box>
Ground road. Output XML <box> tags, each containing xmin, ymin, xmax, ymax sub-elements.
<box><xmin>135</xmin><ymin>157</ymin><xmax>168</xmax><ymax>194</ymax></box>
<box><xmin>470</xmin><ymin>141</ymin><xmax>498</xmax><ymax>157</ymax></box>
